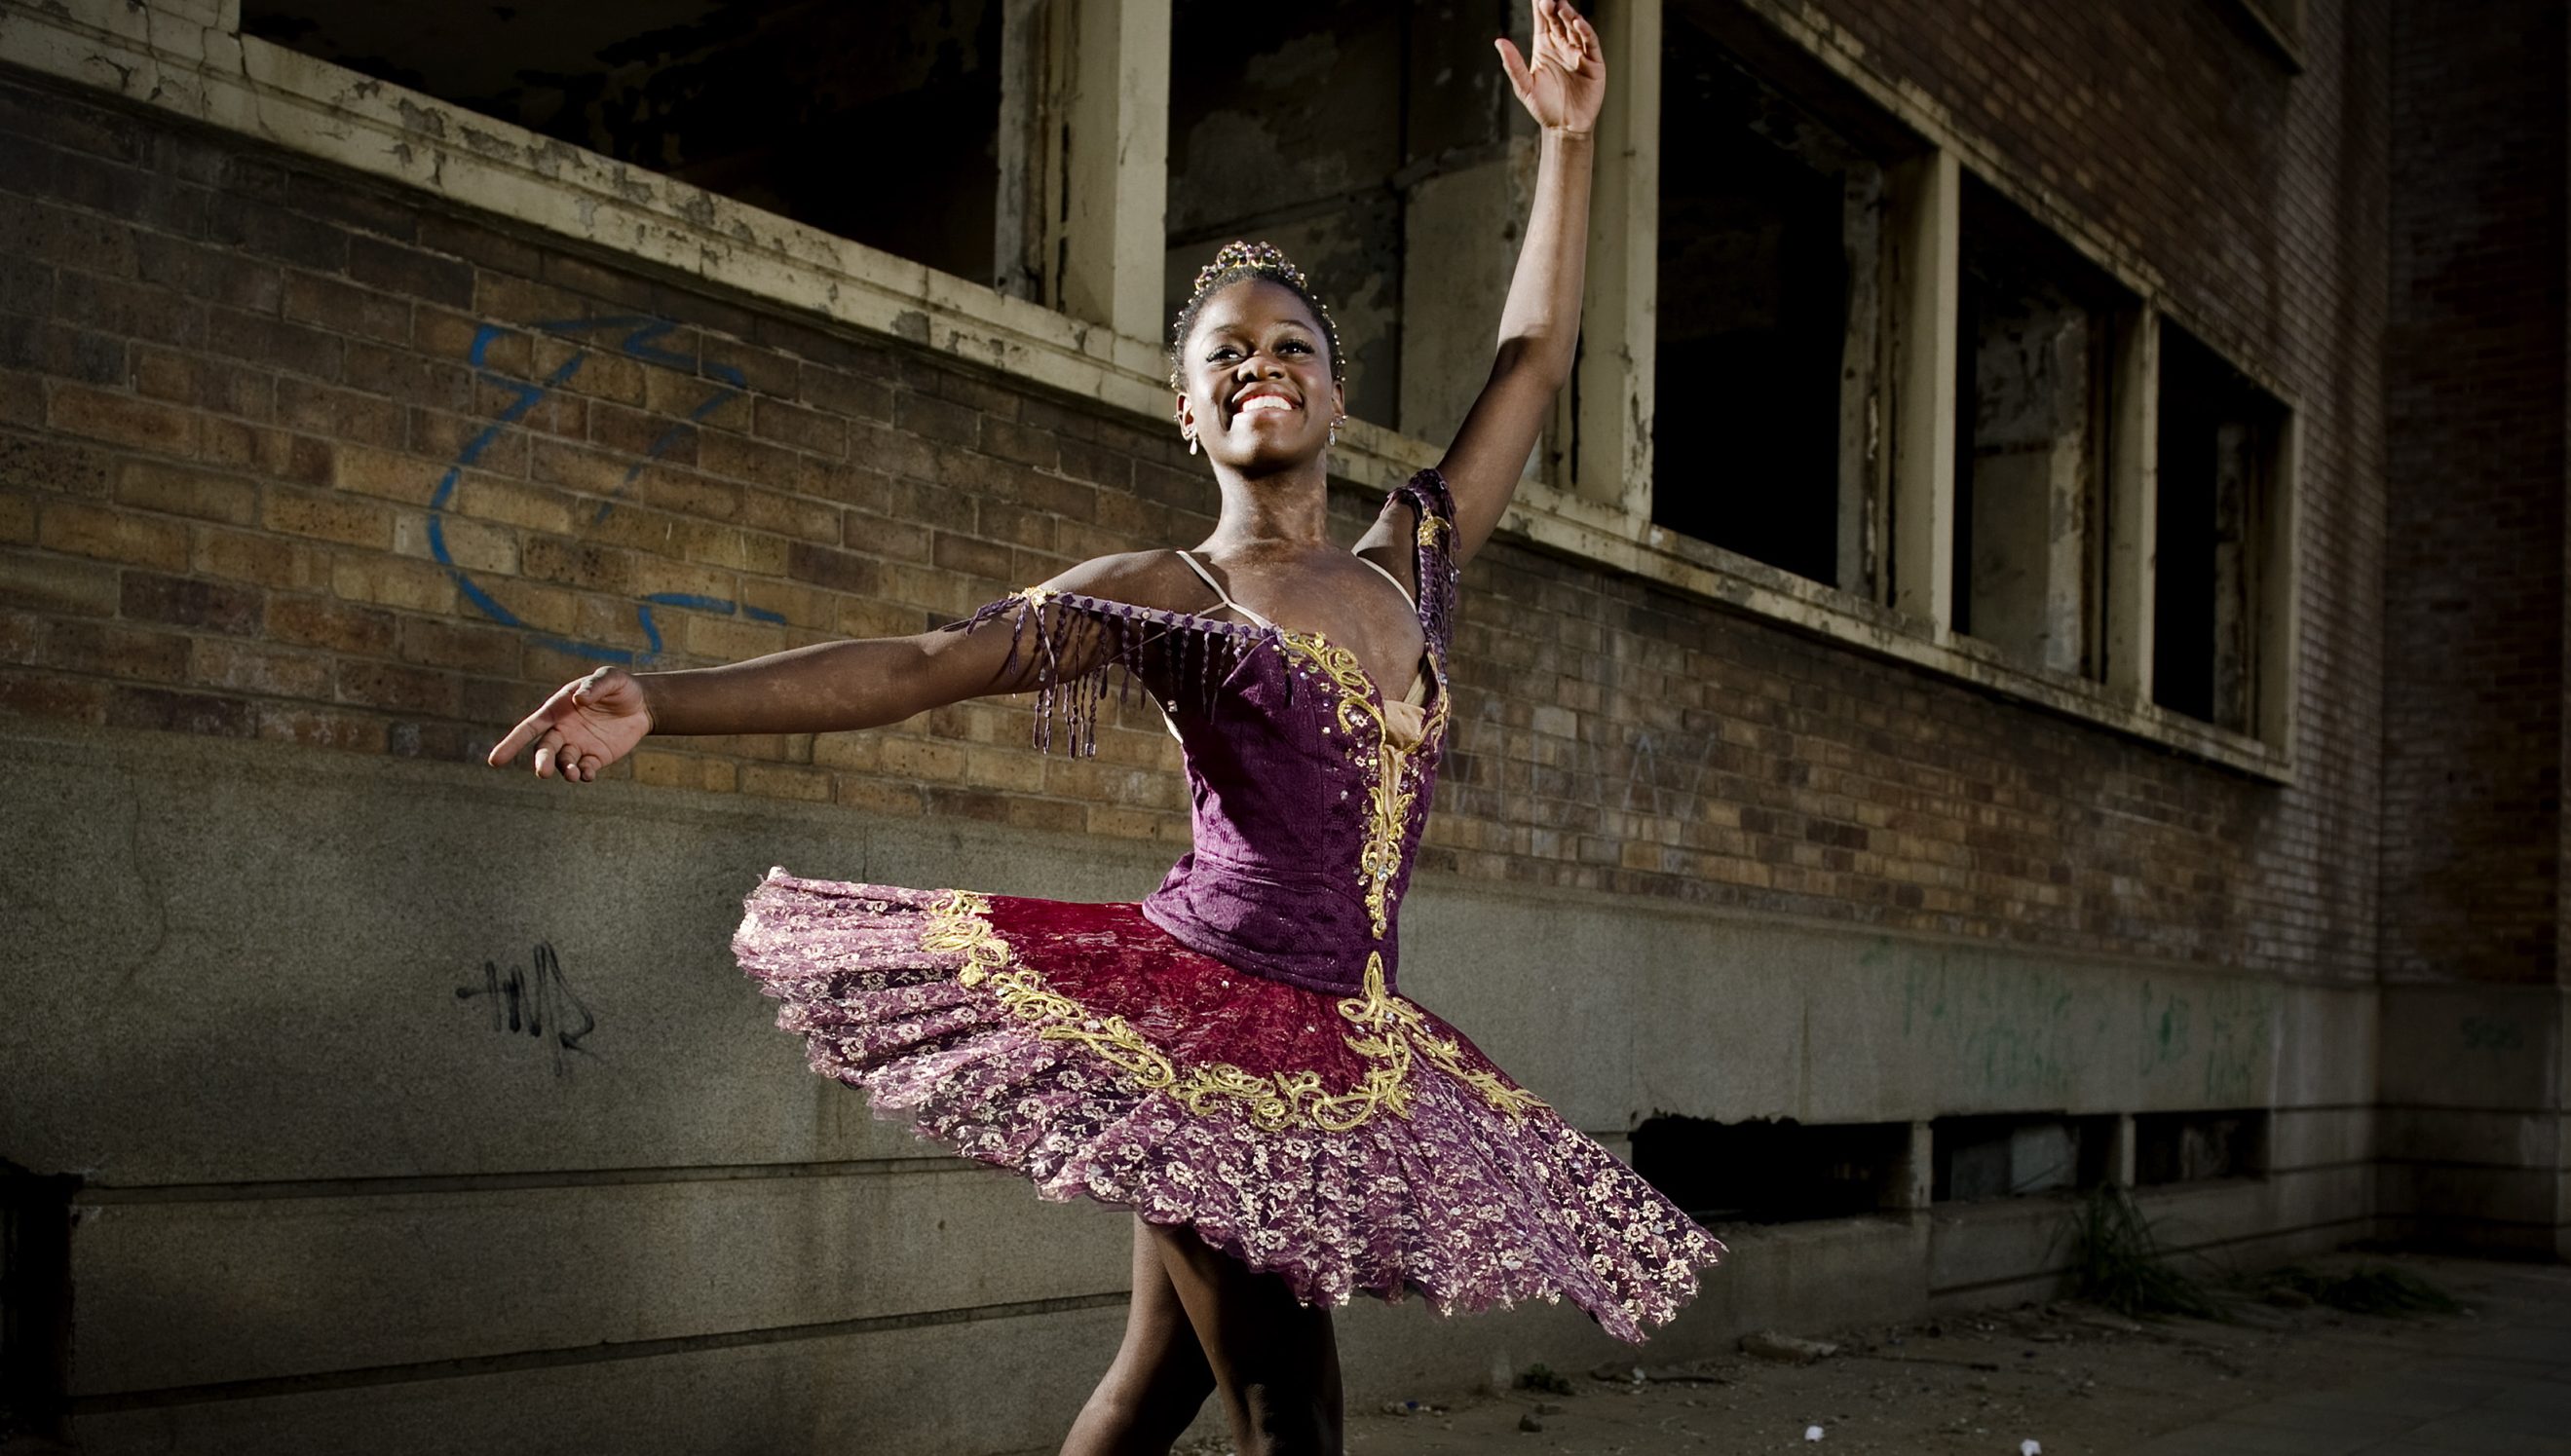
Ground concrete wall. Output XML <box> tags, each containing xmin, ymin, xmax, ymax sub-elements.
<box><xmin>1</xmin><ymin>723</ymin><xmax>2376</xmax><ymax>1450</ymax></box>
<box><xmin>2380</xmin><ymin>0</ymin><xmax>2571</xmax><ymax>1258</ymax></box>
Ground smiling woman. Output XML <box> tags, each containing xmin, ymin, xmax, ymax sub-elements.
<box><xmin>485</xmin><ymin>5</ymin><xmax>1723</xmax><ymax>1454</ymax></box>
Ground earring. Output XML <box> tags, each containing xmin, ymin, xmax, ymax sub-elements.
<box><xmin>1186</xmin><ymin>429</ymin><xmax>1198</xmax><ymax>455</ymax></box>
<box><xmin>1328</xmin><ymin>415</ymin><xmax>1346</xmax><ymax>448</ymax></box>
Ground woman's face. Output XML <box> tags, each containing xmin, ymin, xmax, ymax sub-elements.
<box><xmin>1175</xmin><ymin>279</ymin><xmax>1343</xmax><ymax>470</ymax></box>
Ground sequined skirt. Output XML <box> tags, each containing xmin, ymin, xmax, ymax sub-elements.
<box><xmin>732</xmin><ymin>867</ymin><xmax>1726</xmax><ymax>1342</ymax></box>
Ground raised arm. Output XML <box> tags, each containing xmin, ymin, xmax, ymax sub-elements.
<box><xmin>1392</xmin><ymin>0</ymin><xmax>1605</xmax><ymax>569</ymax></box>
<box><xmin>485</xmin><ymin>549</ymin><xmax>1192</xmax><ymax>781</ymax></box>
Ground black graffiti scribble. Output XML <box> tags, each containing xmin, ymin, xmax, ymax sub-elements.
<box><xmin>456</xmin><ymin>942</ymin><xmax>597</xmax><ymax>1075</ymax></box>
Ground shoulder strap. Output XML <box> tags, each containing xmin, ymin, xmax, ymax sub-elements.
<box><xmin>1173</xmin><ymin>549</ymin><xmax>1277</xmax><ymax>630</ymax></box>
<box><xmin>1353</xmin><ymin>551</ymin><xmax>1418</xmax><ymax>610</ymax></box>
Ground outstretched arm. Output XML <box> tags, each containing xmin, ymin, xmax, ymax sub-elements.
<box><xmin>485</xmin><ymin>550</ymin><xmax>1186</xmax><ymax>781</ymax></box>
<box><xmin>1417</xmin><ymin>0</ymin><xmax>1605</xmax><ymax>568</ymax></box>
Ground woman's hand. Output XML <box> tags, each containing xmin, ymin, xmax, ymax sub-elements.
<box><xmin>1495</xmin><ymin>0</ymin><xmax>1605</xmax><ymax>136</ymax></box>
<box><xmin>486</xmin><ymin>665</ymin><xmax>654</xmax><ymax>782</ymax></box>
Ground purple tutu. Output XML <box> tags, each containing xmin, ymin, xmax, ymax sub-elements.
<box><xmin>734</xmin><ymin>873</ymin><xmax>1726</xmax><ymax>1342</ymax></box>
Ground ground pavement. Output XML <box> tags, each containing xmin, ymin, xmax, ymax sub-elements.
<box><xmin>1308</xmin><ymin>1252</ymin><xmax>2570</xmax><ymax>1456</ymax></box>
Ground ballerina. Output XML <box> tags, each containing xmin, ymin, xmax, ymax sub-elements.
<box><xmin>490</xmin><ymin>6</ymin><xmax>1721</xmax><ymax>1452</ymax></box>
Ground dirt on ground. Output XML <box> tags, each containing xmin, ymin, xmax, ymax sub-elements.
<box><xmin>1183</xmin><ymin>1251</ymin><xmax>2545</xmax><ymax>1456</ymax></box>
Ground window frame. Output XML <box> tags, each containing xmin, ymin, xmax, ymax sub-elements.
<box><xmin>9</xmin><ymin>0</ymin><xmax>2297</xmax><ymax>781</ymax></box>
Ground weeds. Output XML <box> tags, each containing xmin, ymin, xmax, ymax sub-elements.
<box><xmin>2065</xmin><ymin>1186</ymin><xmax>2224</xmax><ymax>1321</ymax></box>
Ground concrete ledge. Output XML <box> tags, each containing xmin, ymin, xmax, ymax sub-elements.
<box><xmin>69</xmin><ymin>1168</ymin><xmax>1137</xmax><ymax>1396</ymax></box>
<box><xmin>69</xmin><ymin>1299</ymin><xmax>1137</xmax><ymax>1456</ymax></box>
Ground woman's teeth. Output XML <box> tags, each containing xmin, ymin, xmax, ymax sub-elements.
<box><xmin>1238</xmin><ymin>396</ymin><xmax>1296</xmax><ymax>412</ymax></box>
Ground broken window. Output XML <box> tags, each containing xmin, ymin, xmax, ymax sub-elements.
<box><xmin>1</xmin><ymin>1162</ymin><xmax>77</xmax><ymax>1438</ymax></box>
<box><xmin>1651</xmin><ymin>14</ymin><xmax>1891</xmax><ymax>590</ymax></box>
<box><xmin>1165</xmin><ymin>0</ymin><xmax>1526</xmax><ymax>432</ymax></box>
<box><xmin>1633</xmin><ymin>1115</ymin><xmax>1911</xmax><ymax>1223</ymax></box>
<box><xmin>2153</xmin><ymin>325</ymin><xmax>2287</xmax><ymax>732</ymax></box>
<box><xmin>1950</xmin><ymin>179</ymin><xmax>2127</xmax><ymax>676</ymax></box>
<box><xmin>244</xmin><ymin>0</ymin><xmax>1005</xmax><ymax>286</ymax></box>
<box><xmin>2134</xmin><ymin>1109</ymin><xmax>2266</xmax><ymax>1184</ymax></box>
<box><xmin>1931</xmin><ymin>1113</ymin><xmax>2116</xmax><ymax>1202</ymax></box>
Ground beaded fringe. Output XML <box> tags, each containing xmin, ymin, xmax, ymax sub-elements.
<box><xmin>939</xmin><ymin>590</ymin><xmax>1269</xmax><ymax>757</ymax></box>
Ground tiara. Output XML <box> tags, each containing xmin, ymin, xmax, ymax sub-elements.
<box><xmin>1191</xmin><ymin>240</ymin><xmax>1307</xmax><ymax>298</ymax></box>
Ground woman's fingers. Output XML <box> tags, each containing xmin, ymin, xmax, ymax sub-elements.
<box><xmin>1494</xmin><ymin>36</ymin><xmax>1535</xmax><ymax>101</ymax></box>
<box><xmin>489</xmin><ymin>681</ymin><xmax>577</xmax><ymax>766</ymax></box>
<box><xmin>488</xmin><ymin>667</ymin><xmax>649</xmax><ymax>777</ymax></box>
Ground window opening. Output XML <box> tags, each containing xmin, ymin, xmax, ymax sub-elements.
<box><xmin>243</xmin><ymin>0</ymin><xmax>1005</xmax><ymax>286</ymax></box>
<box><xmin>1633</xmin><ymin>1115</ymin><xmax>1910</xmax><ymax>1223</ymax></box>
<box><xmin>1950</xmin><ymin>178</ymin><xmax>2127</xmax><ymax>676</ymax></box>
<box><xmin>1931</xmin><ymin>1112</ymin><xmax>2115</xmax><ymax>1203</ymax></box>
<box><xmin>2134</xmin><ymin>1109</ymin><xmax>2267</xmax><ymax>1184</ymax></box>
<box><xmin>0</xmin><ymin>1162</ymin><xmax>77</xmax><ymax>1440</ymax></box>
<box><xmin>2153</xmin><ymin>325</ymin><xmax>2285</xmax><ymax>731</ymax></box>
<box><xmin>1165</xmin><ymin>0</ymin><xmax>1468</xmax><ymax>429</ymax></box>
<box><xmin>1651</xmin><ymin>20</ymin><xmax>1866</xmax><ymax>584</ymax></box>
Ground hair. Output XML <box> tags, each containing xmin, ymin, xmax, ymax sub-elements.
<box><xmin>1165</xmin><ymin>240</ymin><xmax>1345</xmax><ymax>393</ymax></box>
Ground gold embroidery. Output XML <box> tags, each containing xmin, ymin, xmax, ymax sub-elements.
<box><xmin>1337</xmin><ymin>952</ymin><xmax>1545</xmax><ymax>1119</ymax></box>
<box><xmin>922</xmin><ymin>889</ymin><xmax>1012</xmax><ymax>987</ymax></box>
<box><xmin>919</xmin><ymin>895</ymin><xmax>1542</xmax><ymax>1130</ymax></box>
<box><xmin>1279</xmin><ymin>632</ymin><xmax>1442</xmax><ymax>939</ymax></box>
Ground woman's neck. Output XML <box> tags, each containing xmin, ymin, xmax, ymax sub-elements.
<box><xmin>1202</xmin><ymin>463</ymin><xmax>1334</xmax><ymax>552</ymax></box>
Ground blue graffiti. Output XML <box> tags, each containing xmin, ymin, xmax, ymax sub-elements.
<box><xmin>429</xmin><ymin>316</ymin><xmax>786</xmax><ymax>665</ymax></box>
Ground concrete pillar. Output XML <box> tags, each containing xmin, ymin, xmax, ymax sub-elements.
<box><xmin>2105</xmin><ymin>1113</ymin><xmax>2137</xmax><ymax>1188</ymax></box>
<box><xmin>1893</xmin><ymin>1119</ymin><xmax>1935</xmax><ymax>1211</ymax></box>
<box><xmin>2254</xmin><ymin>412</ymin><xmax>2299</xmax><ymax>749</ymax></box>
<box><xmin>1836</xmin><ymin>164</ymin><xmax>1888</xmax><ymax>596</ymax></box>
<box><xmin>1571</xmin><ymin>0</ymin><xmax>1660</xmax><ymax>518</ymax></box>
<box><xmin>1884</xmin><ymin>148</ymin><xmax>1958</xmax><ymax>629</ymax></box>
<box><xmin>1026</xmin><ymin>0</ymin><xmax>1169</xmax><ymax>340</ymax></box>
<box><xmin>2105</xmin><ymin>308</ymin><xmax>2159</xmax><ymax>700</ymax></box>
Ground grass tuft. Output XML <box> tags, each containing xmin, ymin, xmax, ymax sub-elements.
<box><xmin>2065</xmin><ymin>1186</ymin><xmax>2225</xmax><ymax>1321</ymax></box>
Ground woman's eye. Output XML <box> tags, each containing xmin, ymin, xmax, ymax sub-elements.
<box><xmin>1280</xmin><ymin>340</ymin><xmax>1310</xmax><ymax>354</ymax></box>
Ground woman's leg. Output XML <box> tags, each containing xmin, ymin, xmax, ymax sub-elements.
<box><xmin>1142</xmin><ymin>1219</ymin><xmax>1343</xmax><ymax>1456</ymax></box>
<box><xmin>1060</xmin><ymin>1216</ymin><xmax>1218</xmax><ymax>1456</ymax></box>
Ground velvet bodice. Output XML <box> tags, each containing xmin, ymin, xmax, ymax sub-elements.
<box><xmin>946</xmin><ymin>470</ymin><xmax>1460</xmax><ymax>995</ymax></box>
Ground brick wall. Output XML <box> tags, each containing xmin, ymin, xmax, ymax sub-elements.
<box><xmin>0</xmin><ymin>0</ymin><xmax>2385</xmax><ymax>979</ymax></box>
<box><xmin>2381</xmin><ymin>0</ymin><xmax>2568</xmax><ymax>985</ymax></box>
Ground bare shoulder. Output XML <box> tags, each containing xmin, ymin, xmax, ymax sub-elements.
<box><xmin>1031</xmin><ymin>548</ymin><xmax>1222</xmax><ymax>616</ymax></box>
